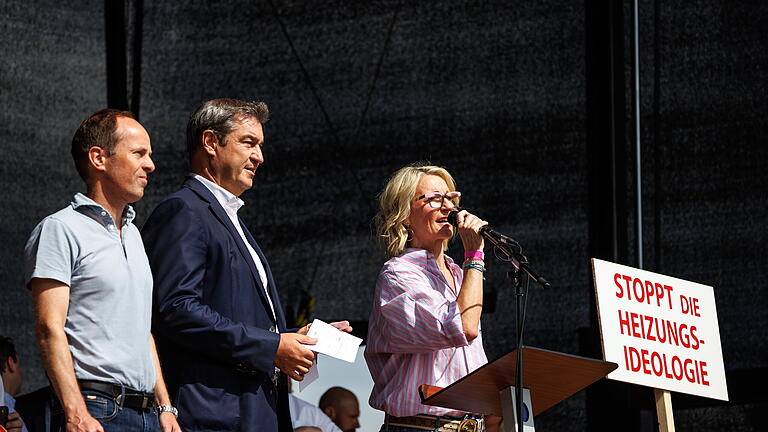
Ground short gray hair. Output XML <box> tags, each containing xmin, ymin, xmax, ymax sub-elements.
<box><xmin>186</xmin><ymin>98</ymin><xmax>269</xmax><ymax>155</ymax></box>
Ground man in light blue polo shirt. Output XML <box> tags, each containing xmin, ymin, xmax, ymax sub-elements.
<box><xmin>24</xmin><ymin>109</ymin><xmax>180</xmax><ymax>432</ymax></box>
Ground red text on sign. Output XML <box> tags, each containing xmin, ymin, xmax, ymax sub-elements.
<box><xmin>680</xmin><ymin>295</ymin><xmax>701</xmax><ymax>317</ymax></box>
<box><xmin>617</xmin><ymin>309</ymin><xmax>702</xmax><ymax>350</ymax></box>
<box><xmin>623</xmin><ymin>345</ymin><xmax>710</xmax><ymax>386</ymax></box>
<box><xmin>614</xmin><ymin>273</ymin><xmax>674</xmax><ymax>309</ymax></box>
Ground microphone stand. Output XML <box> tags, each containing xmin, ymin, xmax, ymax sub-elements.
<box><xmin>483</xmin><ymin>233</ymin><xmax>550</xmax><ymax>432</ymax></box>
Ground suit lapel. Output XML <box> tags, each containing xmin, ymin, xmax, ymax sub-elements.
<box><xmin>184</xmin><ymin>178</ymin><xmax>277</xmax><ymax>323</ymax></box>
<box><xmin>240</xmin><ymin>220</ymin><xmax>287</xmax><ymax>331</ymax></box>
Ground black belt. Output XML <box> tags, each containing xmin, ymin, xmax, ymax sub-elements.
<box><xmin>78</xmin><ymin>380</ymin><xmax>155</xmax><ymax>410</ymax></box>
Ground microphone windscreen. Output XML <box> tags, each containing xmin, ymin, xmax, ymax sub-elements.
<box><xmin>447</xmin><ymin>210</ymin><xmax>460</xmax><ymax>227</ymax></box>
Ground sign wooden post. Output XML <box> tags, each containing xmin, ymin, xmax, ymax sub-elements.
<box><xmin>654</xmin><ymin>389</ymin><xmax>675</xmax><ymax>432</ymax></box>
<box><xmin>592</xmin><ymin>258</ymin><xmax>728</xmax><ymax>430</ymax></box>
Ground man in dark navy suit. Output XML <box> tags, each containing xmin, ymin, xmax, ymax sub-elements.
<box><xmin>142</xmin><ymin>98</ymin><xmax>350</xmax><ymax>432</ymax></box>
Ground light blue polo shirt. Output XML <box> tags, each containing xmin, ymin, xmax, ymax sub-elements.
<box><xmin>24</xmin><ymin>193</ymin><xmax>156</xmax><ymax>391</ymax></box>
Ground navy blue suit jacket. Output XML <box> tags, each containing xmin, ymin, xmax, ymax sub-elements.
<box><xmin>142</xmin><ymin>178</ymin><xmax>292</xmax><ymax>432</ymax></box>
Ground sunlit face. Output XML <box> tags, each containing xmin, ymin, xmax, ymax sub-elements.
<box><xmin>406</xmin><ymin>174</ymin><xmax>457</xmax><ymax>248</ymax></box>
<box><xmin>103</xmin><ymin>116</ymin><xmax>154</xmax><ymax>204</ymax></box>
<box><xmin>211</xmin><ymin>116</ymin><xmax>264</xmax><ymax>197</ymax></box>
<box><xmin>331</xmin><ymin>397</ymin><xmax>360</xmax><ymax>432</ymax></box>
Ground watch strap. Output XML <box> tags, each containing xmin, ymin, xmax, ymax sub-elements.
<box><xmin>157</xmin><ymin>405</ymin><xmax>178</xmax><ymax>418</ymax></box>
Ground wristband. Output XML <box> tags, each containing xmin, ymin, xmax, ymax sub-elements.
<box><xmin>464</xmin><ymin>250</ymin><xmax>484</xmax><ymax>260</ymax></box>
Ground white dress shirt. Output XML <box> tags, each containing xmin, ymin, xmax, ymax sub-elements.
<box><xmin>289</xmin><ymin>394</ymin><xmax>342</xmax><ymax>432</ymax></box>
<box><xmin>193</xmin><ymin>174</ymin><xmax>276</xmax><ymax>320</ymax></box>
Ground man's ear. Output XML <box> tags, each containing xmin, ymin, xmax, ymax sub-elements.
<box><xmin>323</xmin><ymin>406</ymin><xmax>336</xmax><ymax>420</ymax></box>
<box><xmin>4</xmin><ymin>356</ymin><xmax>15</xmax><ymax>374</ymax></box>
<box><xmin>88</xmin><ymin>146</ymin><xmax>109</xmax><ymax>172</ymax></box>
<box><xmin>201</xmin><ymin>130</ymin><xmax>219</xmax><ymax>156</ymax></box>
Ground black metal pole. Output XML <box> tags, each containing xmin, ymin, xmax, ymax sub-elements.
<box><xmin>104</xmin><ymin>0</ymin><xmax>128</xmax><ymax>110</ymax></box>
<box><xmin>631</xmin><ymin>0</ymin><xmax>644</xmax><ymax>270</ymax></box>
<box><xmin>514</xmin><ymin>269</ymin><xmax>525</xmax><ymax>432</ymax></box>
<box><xmin>130</xmin><ymin>0</ymin><xmax>144</xmax><ymax>118</ymax></box>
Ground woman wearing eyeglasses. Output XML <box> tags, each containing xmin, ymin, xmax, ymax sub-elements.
<box><xmin>365</xmin><ymin>164</ymin><xmax>499</xmax><ymax>432</ymax></box>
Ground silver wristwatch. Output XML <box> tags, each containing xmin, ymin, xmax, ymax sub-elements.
<box><xmin>157</xmin><ymin>405</ymin><xmax>179</xmax><ymax>418</ymax></box>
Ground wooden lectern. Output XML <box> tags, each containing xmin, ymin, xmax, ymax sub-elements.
<box><xmin>419</xmin><ymin>346</ymin><xmax>617</xmax><ymax>417</ymax></box>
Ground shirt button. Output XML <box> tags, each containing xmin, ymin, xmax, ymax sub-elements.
<box><xmin>101</xmin><ymin>211</ymin><xmax>106</xmax><ymax>216</ymax></box>
<box><xmin>269</xmin><ymin>325</ymin><xmax>276</xmax><ymax>333</ymax></box>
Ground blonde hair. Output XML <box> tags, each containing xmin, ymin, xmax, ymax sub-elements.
<box><xmin>374</xmin><ymin>164</ymin><xmax>458</xmax><ymax>258</ymax></box>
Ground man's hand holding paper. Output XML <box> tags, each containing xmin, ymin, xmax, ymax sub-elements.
<box><xmin>301</xmin><ymin>319</ymin><xmax>362</xmax><ymax>363</ymax></box>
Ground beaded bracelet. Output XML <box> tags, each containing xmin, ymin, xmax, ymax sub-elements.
<box><xmin>462</xmin><ymin>261</ymin><xmax>486</xmax><ymax>273</ymax></box>
<box><xmin>462</xmin><ymin>258</ymin><xmax>485</xmax><ymax>267</ymax></box>
<box><xmin>463</xmin><ymin>264</ymin><xmax>485</xmax><ymax>273</ymax></box>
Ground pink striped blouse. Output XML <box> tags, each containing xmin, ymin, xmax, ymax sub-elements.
<box><xmin>365</xmin><ymin>248</ymin><xmax>488</xmax><ymax>417</ymax></box>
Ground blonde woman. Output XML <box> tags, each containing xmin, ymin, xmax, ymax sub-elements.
<box><xmin>365</xmin><ymin>164</ymin><xmax>498</xmax><ymax>432</ymax></box>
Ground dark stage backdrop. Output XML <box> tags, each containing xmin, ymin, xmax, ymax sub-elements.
<box><xmin>1</xmin><ymin>1</ymin><xmax>765</xmax><ymax>430</ymax></box>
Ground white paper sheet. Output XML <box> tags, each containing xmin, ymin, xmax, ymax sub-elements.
<box><xmin>304</xmin><ymin>319</ymin><xmax>362</xmax><ymax>363</ymax></box>
<box><xmin>298</xmin><ymin>360</ymin><xmax>320</xmax><ymax>391</ymax></box>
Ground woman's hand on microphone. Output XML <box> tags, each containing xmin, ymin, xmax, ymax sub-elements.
<box><xmin>454</xmin><ymin>209</ymin><xmax>488</xmax><ymax>252</ymax></box>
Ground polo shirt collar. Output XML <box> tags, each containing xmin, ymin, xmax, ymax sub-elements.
<box><xmin>71</xmin><ymin>192</ymin><xmax>136</xmax><ymax>227</ymax></box>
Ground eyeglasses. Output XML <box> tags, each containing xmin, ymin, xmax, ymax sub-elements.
<box><xmin>415</xmin><ymin>191</ymin><xmax>461</xmax><ymax>208</ymax></box>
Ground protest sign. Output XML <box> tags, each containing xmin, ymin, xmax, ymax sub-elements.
<box><xmin>592</xmin><ymin>258</ymin><xmax>728</xmax><ymax>401</ymax></box>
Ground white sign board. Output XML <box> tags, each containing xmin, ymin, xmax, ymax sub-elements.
<box><xmin>592</xmin><ymin>258</ymin><xmax>728</xmax><ymax>401</ymax></box>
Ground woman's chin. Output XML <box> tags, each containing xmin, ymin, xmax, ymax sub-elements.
<box><xmin>432</xmin><ymin>230</ymin><xmax>453</xmax><ymax>241</ymax></box>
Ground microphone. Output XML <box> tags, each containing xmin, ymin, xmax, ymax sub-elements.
<box><xmin>448</xmin><ymin>209</ymin><xmax>551</xmax><ymax>288</ymax></box>
<box><xmin>447</xmin><ymin>210</ymin><xmax>516</xmax><ymax>245</ymax></box>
